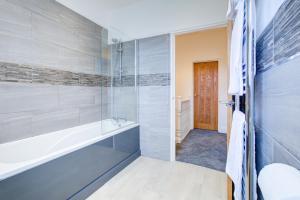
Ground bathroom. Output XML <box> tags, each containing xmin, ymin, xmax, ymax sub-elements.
<box><xmin>0</xmin><ymin>0</ymin><xmax>299</xmax><ymax>199</ymax></box>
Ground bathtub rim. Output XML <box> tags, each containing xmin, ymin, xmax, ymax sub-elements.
<box><xmin>0</xmin><ymin>122</ymin><xmax>139</xmax><ymax>181</ymax></box>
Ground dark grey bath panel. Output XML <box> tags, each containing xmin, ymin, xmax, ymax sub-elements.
<box><xmin>0</xmin><ymin>126</ymin><xmax>140</xmax><ymax>200</ymax></box>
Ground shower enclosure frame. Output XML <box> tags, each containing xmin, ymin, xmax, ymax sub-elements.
<box><xmin>109</xmin><ymin>39</ymin><xmax>139</xmax><ymax>128</ymax></box>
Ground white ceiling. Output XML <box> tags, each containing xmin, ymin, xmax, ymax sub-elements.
<box><xmin>58</xmin><ymin>0</ymin><xmax>143</xmax><ymax>15</ymax></box>
<box><xmin>57</xmin><ymin>0</ymin><xmax>228</xmax><ymax>41</ymax></box>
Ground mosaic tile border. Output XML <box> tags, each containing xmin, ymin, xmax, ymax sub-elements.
<box><xmin>111</xmin><ymin>73</ymin><xmax>170</xmax><ymax>87</ymax></box>
<box><xmin>0</xmin><ymin>62</ymin><xmax>110</xmax><ymax>87</ymax></box>
<box><xmin>0</xmin><ymin>62</ymin><xmax>170</xmax><ymax>87</ymax></box>
<box><xmin>138</xmin><ymin>73</ymin><xmax>170</xmax><ymax>86</ymax></box>
<box><xmin>256</xmin><ymin>0</ymin><xmax>300</xmax><ymax>73</ymax></box>
<box><xmin>113</xmin><ymin>73</ymin><xmax>170</xmax><ymax>87</ymax></box>
<box><xmin>113</xmin><ymin>75</ymin><xmax>135</xmax><ymax>87</ymax></box>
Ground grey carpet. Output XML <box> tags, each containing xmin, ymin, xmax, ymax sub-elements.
<box><xmin>176</xmin><ymin>129</ymin><xmax>227</xmax><ymax>172</ymax></box>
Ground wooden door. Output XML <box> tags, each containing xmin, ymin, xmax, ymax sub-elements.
<box><xmin>194</xmin><ymin>61</ymin><xmax>218</xmax><ymax>130</ymax></box>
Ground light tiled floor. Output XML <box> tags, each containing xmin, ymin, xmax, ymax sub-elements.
<box><xmin>87</xmin><ymin>157</ymin><xmax>227</xmax><ymax>200</ymax></box>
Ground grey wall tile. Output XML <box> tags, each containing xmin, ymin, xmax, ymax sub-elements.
<box><xmin>0</xmin><ymin>34</ymin><xmax>35</xmax><ymax>65</ymax></box>
<box><xmin>0</xmin><ymin>0</ymin><xmax>110</xmax><ymax>143</ymax></box>
<box><xmin>0</xmin><ymin>83</ymin><xmax>59</xmax><ymax>114</ymax></box>
<box><xmin>109</xmin><ymin>86</ymin><xmax>137</xmax><ymax>121</ymax></box>
<box><xmin>76</xmin><ymin>38</ymin><xmax>101</xmax><ymax>59</ymax></box>
<box><xmin>140</xmin><ymin>129</ymin><xmax>170</xmax><ymax>160</ymax></box>
<box><xmin>0</xmin><ymin>20</ymin><xmax>31</xmax><ymax>40</ymax></box>
<box><xmin>100</xmin><ymin>87</ymin><xmax>111</xmax><ymax>105</ymax></box>
<box><xmin>31</xmin><ymin>12</ymin><xmax>77</xmax><ymax>51</ymax></box>
<box><xmin>114</xmin><ymin>87</ymin><xmax>137</xmax><ymax>105</ymax></box>
<box><xmin>7</xmin><ymin>0</ymin><xmax>63</xmax><ymax>21</ymax></box>
<box><xmin>139</xmin><ymin>86</ymin><xmax>171</xmax><ymax>160</ymax></box>
<box><xmin>0</xmin><ymin>0</ymin><xmax>107</xmax><ymax>75</ymax></box>
<box><xmin>138</xmin><ymin>34</ymin><xmax>170</xmax><ymax>75</ymax></box>
<box><xmin>101</xmin><ymin>103</ymin><xmax>111</xmax><ymax>120</ymax></box>
<box><xmin>111</xmin><ymin>40</ymin><xmax>136</xmax><ymax>76</ymax></box>
<box><xmin>113</xmin><ymin>104</ymin><xmax>137</xmax><ymax>122</ymax></box>
<box><xmin>137</xmin><ymin>34</ymin><xmax>171</xmax><ymax>161</ymax></box>
<box><xmin>31</xmin><ymin>108</ymin><xmax>80</xmax><ymax>136</ymax></box>
<box><xmin>0</xmin><ymin>113</ymin><xmax>33</xmax><ymax>143</ymax></box>
<box><xmin>0</xmin><ymin>0</ymin><xmax>31</xmax><ymax>24</ymax></box>
<box><xmin>255</xmin><ymin>129</ymin><xmax>300</xmax><ymax>172</ymax></box>
<box><xmin>255</xmin><ymin>130</ymin><xmax>274</xmax><ymax>172</ymax></box>
<box><xmin>139</xmin><ymin>85</ymin><xmax>170</xmax><ymax>105</ymax></box>
<box><xmin>58</xmin><ymin>86</ymin><xmax>98</xmax><ymax>107</ymax></box>
<box><xmin>255</xmin><ymin>0</ymin><xmax>300</xmax><ymax>174</ymax></box>
<box><xmin>273</xmin><ymin>142</ymin><xmax>300</xmax><ymax>170</ymax></box>
<box><xmin>0</xmin><ymin>1</ymin><xmax>32</xmax><ymax>38</ymax></box>
<box><xmin>274</xmin><ymin>0</ymin><xmax>300</xmax><ymax>65</ymax></box>
<box><xmin>256</xmin><ymin>0</ymin><xmax>300</xmax><ymax>73</ymax></box>
<box><xmin>108</xmin><ymin>40</ymin><xmax>138</xmax><ymax>122</ymax></box>
<box><xmin>99</xmin><ymin>45</ymin><xmax>111</xmax><ymax>76</ymax></box>
<box><xmin>29</xmin><ymin>39</ymin><xmax>62</xmax><ymax>68</ymax></box>
<box><xmin>79</xmin><ymin>105</ymin><xmax>101</xmax><ymax>125</ymax></box>
<box><xmin>56</xmin><ymin>47</ymin><xmax>96</xmax><ymax>74</ymax></box>
<box><xmin>255</xmin><ymin>57</ymin><xmax>300</xmax><ymax>161</ymax></box>
<box><xmin>121</xmin><ymin>41</ymin><xmax>136</xmax><ymax>76</ymax></box>
<box><xmin>0</xmin><ymin>82</ymin><xmax>108</xmax><ymax>144</ymax></box>
<box><xmin>256</xmin><ymin>22</ymin><xmax>274</xmax><ymax>72</ymax></box>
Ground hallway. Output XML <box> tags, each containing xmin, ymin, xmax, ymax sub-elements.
<box><xmin>176</xmin><ymin>129</ymin><xmax>227</xmax><ymax>171</ymax></box>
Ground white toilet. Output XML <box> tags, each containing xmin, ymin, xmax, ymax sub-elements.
<box><xmin>258</xmin><ymin>163</ymin><xmax>300</xmax><ymax>200</ymax></box>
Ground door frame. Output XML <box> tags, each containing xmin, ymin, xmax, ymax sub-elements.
<box><xmin>170</xmin><ymin>23</ymin><xmax>233</xmax><ymax>199</ymax></box>
<box><xmin>170</xmin><ymin>33</ymin><xmax>176</xmax><ymax>162</ymax></box>
<box><xmin>170</xmin><ymin>23</ymin><xmax>228</xmax><ymax>162</ymax></box>
<box><xmin>193</xmin><ymin>61</ymin><xmax>219</xmax><ymax>131</ymax></box>
<box><xmin>226</xmin><ymin>20</ymin><xmax>234</xmax><ymax>200</ymax></box>
<box><xmin>170</xmin><ymin>38</ymin><xmax>229</xmax><ymax>161</ymax></box>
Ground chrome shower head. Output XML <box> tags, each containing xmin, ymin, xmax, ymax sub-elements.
<box><xmin>112</xmin><ymin>38</ymin><xmax>120</xmax><ymax>44</ymax></box>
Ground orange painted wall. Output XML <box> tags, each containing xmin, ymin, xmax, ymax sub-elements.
<box><xmin>175</xmin><ymin>27</ymin><xmax>228</xmax><ymax>133</ymax></box>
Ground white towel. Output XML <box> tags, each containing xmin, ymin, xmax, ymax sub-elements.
<box><xmin>228</xmin><ymin>0</ymin><xmax>244</xmax><ymax>96</ymax></box>
<box><xmin>226</xmin><ymin>110</ymin><xmax>245</xmax><ymax>200</ymax></box>
<box><xmin>226</xmin><ymin>0</ymin><xmax>241</xmax><ymax>19</ymax></box>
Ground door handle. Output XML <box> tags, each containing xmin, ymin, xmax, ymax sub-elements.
<box><xmin>219</xmin><ymin>100</ymin><xmax>235</xmax><ymax>107</ymax></box>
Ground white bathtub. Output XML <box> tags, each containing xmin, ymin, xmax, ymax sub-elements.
<box><xmin>0</xmin><ymin>119</ymin><xmax>138</xmax><ymax>181</ymax></box>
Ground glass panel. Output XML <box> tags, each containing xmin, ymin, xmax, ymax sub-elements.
<box><xmin>100</xmin><ymin>29</ymin><xmax>109</xmax><ymax>133</ymax></box>
<box><xmin>101</xmin><ymin>34</ymin><xmax>138</xmax><ymax>133</ymax></box>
